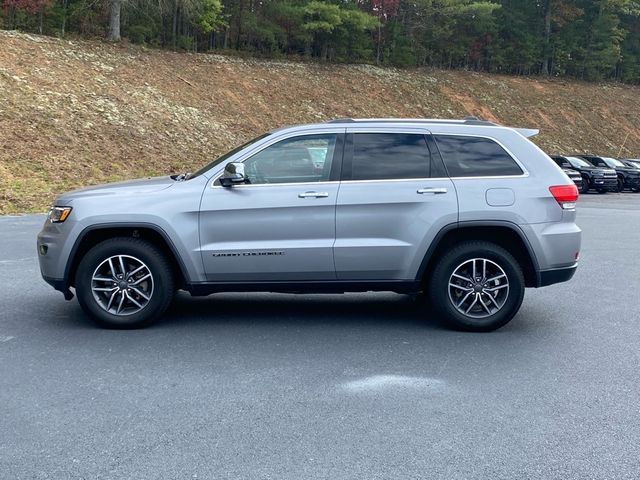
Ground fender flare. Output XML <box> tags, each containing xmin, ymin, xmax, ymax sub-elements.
<box><xmin>415</xmin><ymin>220</ymin><xmax>541</xmax><ymax>286</ymax></box>
<box><xmin>63</xmin><ymin>222</ymin><xmax>192</xmax><ymax>288</ymax></box>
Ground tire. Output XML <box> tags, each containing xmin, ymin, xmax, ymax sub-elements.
<box><xmin>75</xmin><ymin>237</ymin><xmax>174</xmax><ymax>329</ymax></box>
<box><xmin>427</xmin><ymin>241</ymin><xmax>525</xmax><ymax>332</ymax></box>
<box><xmin>579</xmin><ymin>176</ymin><xmax>590</xmax><ymax>194</ymax></box>
<box><xmin>617</xmin><ymin>177</ymin><xmax>624</xmax><ymax>193</ymax></box>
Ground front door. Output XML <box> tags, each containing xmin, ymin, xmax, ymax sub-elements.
<box><xmin>199</xmin><ymin>132</ymin><xmax>343</xmax><ymax>282</ymax></box>
<box><xmin>334</xmin><ymin>129</ymin><xmax>458</xmax><ymax>281</ymax></box>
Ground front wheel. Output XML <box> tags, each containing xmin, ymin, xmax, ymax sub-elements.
<box><xmin>617</xmin><ymin>178</ymin><xmax>624</xmax><ymax>193</ymax></box>
<box><xmin>427</xmin><ymin>241</ymin><xmax>525</xmax><ymax>332</ymax></box>
<box><xmin>75</xmin><ymin>237</ymin><xmax>175</xmax><ymax>328</ymax></box>
<box><xmin>579</xmin><ymin>176</ymin><xmax>590</xmax><ymax>194</ymax></box>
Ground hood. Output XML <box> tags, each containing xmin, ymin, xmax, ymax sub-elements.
<box><xmin>55</xmin><ymin>176</ymin><xmax>175</xmax><ymax>204</ymax></box>
<box><xmin>617</xmin><ymin>167</ymin><xmax>640</xmax><ymax>174</ymax></box>
<box><xmin>576</xmin><ymin>165</ymin><xmax>614</xmax><ymax>174</ymax></box>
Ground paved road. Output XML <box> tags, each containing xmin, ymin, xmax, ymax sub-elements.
<box><xmin>1</xmin><ymin>194</ymin><xmax>640</xmax><ymax>479</ymax></box>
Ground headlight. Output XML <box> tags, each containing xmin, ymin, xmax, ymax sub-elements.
<box><xmin>48</xmin><ymin>206</ymin><xmax>72</xmax><ymax>223</ymax></box>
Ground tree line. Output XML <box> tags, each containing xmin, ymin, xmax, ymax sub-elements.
<box><xmin>3</xmin><ymin>0</ymin><xmax>640</xmax><ymax>83</ymax></box>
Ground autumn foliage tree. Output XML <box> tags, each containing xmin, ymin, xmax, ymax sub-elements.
<box><xmin>3</xmin><ymin>0</ymin><xmax>52</xmax><ymax>32</ymax></box>
<box><xmin>2</xmin><ymin>0</ymin><xmax>640</xmax><ymax>83</ymax></box>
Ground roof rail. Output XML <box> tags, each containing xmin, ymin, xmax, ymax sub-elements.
<box><xmin>324</xmin><ymin>117</ymin><xmax>498</xmax><ymax>126</ymax></box>
<box><xmin>325</xmin><ymin>118</ymin><xmax>356</xmax><ymax>123</ymax></box>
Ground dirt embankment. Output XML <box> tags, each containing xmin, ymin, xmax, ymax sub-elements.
<box><xmin>1</xmin><ymin>30</ymin><xmax>639</xmax><ymax>213</ymax></box>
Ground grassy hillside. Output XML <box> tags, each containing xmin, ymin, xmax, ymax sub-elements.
<box><xmin>2</xmin><ymin>30</ymin><xmax>640</xmax><ymax>213</ymax></box>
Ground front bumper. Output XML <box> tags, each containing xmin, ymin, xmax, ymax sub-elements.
<box><xmin>37</xmin><ymin>217</ymin><xmax>77</xmax><ymax>300</ymax></box>
<box><xmin>42</xmin><ymin>275</ymin><xmax>74</xmax><ymax>299</ymax></box>
<box><xmin>591</xmin><ymin>177</ymin><xmax>617</xmax><ymax>191</ymax></box>
<box><xmin>624</xmin><ymin>176</ymin><xmax>640</xmax><ymax>189</ymax></box>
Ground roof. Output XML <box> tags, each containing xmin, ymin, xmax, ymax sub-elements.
<box><xmin>272</xmin><ymin>117</ymin><xmax>539</xmax><ymax>138</ymax></box>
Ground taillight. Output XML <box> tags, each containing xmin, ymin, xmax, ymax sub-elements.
<box><xmin>549</xmin><ymin>185</ymin><xmax>579</xmax><ymax>210</ymax></box>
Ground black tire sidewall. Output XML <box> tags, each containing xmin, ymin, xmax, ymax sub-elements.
<box><xmin>429</xmin><ymin>242</ymin><xmax>525</xmax><ymax>332</ymax></box>
<box><xmin>580</xmin><ymin>176</ymin><xmax>589</xmax><ymax>194</ymax></box>
<box><xmin>75</xmin><ymin>238</ymin><xmax>174</xmax><ymax>328</ymax></box>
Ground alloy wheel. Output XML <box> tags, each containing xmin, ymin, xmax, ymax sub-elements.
<box><xmin>91</xmin><ymin>255</ymin><xmax>154</xmax><ymax>316</ymax></box>
<box><xmin>448</xmin><ymin>258</ymin><xmax>509</xmax><ymax>319</ymax></box>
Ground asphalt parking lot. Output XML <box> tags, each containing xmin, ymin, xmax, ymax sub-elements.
<box><xmin>1</xmin><ymin>194</ymin><xmax>639</xmax><ymax>479</ymax></box>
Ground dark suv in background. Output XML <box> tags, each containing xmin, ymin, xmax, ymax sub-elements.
<box><xmin>556</xmin><ymin>163</ymin><xmax>583</xmax><ymax>191</ymax></box>
<box><xmin>550</xmin><ymin>155</ymin><xmax>617</xmax><ymax>194</ymax></box>
<box><xmin>622</xmin><ymin>159</ymin><xmax>640</xmax><ymax>170</ymax></box>
<box><xmin>578</xmin><ymin>155</ymin><xmax>640</xmax><ymax>192</ymax></box>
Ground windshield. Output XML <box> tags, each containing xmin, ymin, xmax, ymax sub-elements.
<box><xmin>603</xmin><ymin>157</ymin><xmax>625</xmax><ymax>168</ymax></box>
<box><xmin>186</xmin><ymin>133</ymin><xmax>270</xmax><ymax>179</ymax></box>
<box><xmin>625</xmin><ymin>160</ymin><xmax>640</xmax><ymax>169</ymax></box>
<box><xmin>566</xmin><ymin>156</ymin><xmax>593</xmax><ymax>168</ymax></box>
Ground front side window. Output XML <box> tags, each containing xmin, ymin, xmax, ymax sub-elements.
<box><xmin>435</xmin><ymin>135</ymin><xmax>523</xmax><ymax>177</ymax></box>
<box><xmin>242</xmin><ymin>134</ymin><xmax>337</xmax><ymax>185</ymax></box>
<box><xmin>188</xmin><ymin>133</ymin><xmax>270</xmax><ymax>179</ymax></box>
<box><xmin>350</xmin><ymin>133</ymin><xmax>431</xmax><ymax>181</ymax></box>
<box><xmin>587</xmin><ymin>158</ymin><xmax>606</xmax><ymax>167</ymax></box>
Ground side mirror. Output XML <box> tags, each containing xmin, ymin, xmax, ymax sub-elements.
<box><xmin>220</xmin><ymin>162</ymin><xmax>247</xmax><ymax>187</ymax></box>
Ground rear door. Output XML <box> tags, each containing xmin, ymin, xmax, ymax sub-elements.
<box><xmin>334</xmin><ymin>128</ymin><xmax>458</xmax><ymax>281</ymax></box>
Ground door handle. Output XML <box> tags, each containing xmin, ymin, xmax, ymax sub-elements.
<box><xmin>298</xmin><ymin>191</ymin><xmax>329</xmax><ymax>198</ymax></box>
<box><xmin>417</xmin><ymin>187</ymin><xmax>447</xmax><ymax>195</ymax></box>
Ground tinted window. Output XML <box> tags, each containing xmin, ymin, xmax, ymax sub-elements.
<box><xmin>587</xmin><ymin>158</ymin><xmax>606</xmax><ymax>167</ymax></box>
<box><xmin>242</xmin><ymin>134</ymin><xmax>337</xmax><ymax>185</ymax></box>
<box><xmin>351</xmin><ymin>133</ymin><xmax>430</xmax><ymax>180</ymax></box>
<box><xmin>552</xmin><ymin>157</ymin><xmax>572</xmax><ymax>168</ymax></box>
<box><xmin>435</xmin><ymin>135</ymin><xmax>523</xmax><ymax>177</ymax></box>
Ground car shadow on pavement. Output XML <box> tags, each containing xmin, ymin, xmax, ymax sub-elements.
<box><xmin>45</xmin><ymin>291</ymin><xmax>538</xmax><ymax>334</ymax></box>
<box><xmin>157</xmin><ymin>291</ymin><xmax>445</xmax><ymax>331</ymax></box>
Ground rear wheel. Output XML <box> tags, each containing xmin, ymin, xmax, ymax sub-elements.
<box><xmin>428</xmin><ymin>241</ymin><xmax>525</xmax><ymax>332</ymax></box>
<box><xmin>75</xmin><ymin>237</ymin><xmax>174</xmax><ymax>328</ymax></box>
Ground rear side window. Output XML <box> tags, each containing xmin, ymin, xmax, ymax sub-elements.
<box><xmin>351</xmin><ymin>133</ymin><xmax>431</xmax><ymax>181</ymax></box>
<box><xmin>435</xmin><ymin>135</ymin><xmax>523</xmax><ymax>177</ymax></box>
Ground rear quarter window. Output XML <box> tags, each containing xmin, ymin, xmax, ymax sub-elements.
<box><xmin>434</xmin><ymin>135</ymin><xmax>523</xmax><ymax>177</ymax></box>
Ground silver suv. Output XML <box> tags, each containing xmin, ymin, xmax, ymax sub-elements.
<box><xmin>37</xmin><ymin>118</ymin><xmax>581</xmax><ymax>331</ymax></box>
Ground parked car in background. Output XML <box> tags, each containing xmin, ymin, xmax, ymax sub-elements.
<box><xmin>554</xmin><ymin>162</ymin><xmax>583</xmax><ymax>191</ymax></box>
<box><xmin>621</xmin><ymin>159</ymin><xmax>640</xmax><ymax>170</ymax></box>
<box><xmin>578</xmin><ymin>155</ymin><xmax>640</xmax><ymax>192</ymax></box>
<box><xmin>550</xmin><ymin>155</ymin><xmax>617</xmax><ymax>194</ymax></box>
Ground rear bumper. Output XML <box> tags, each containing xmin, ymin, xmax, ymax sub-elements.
<box><xmin>538</xmin><ymin>264</ymin><xmax>578</xmax><ymax>287</ymax></box>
